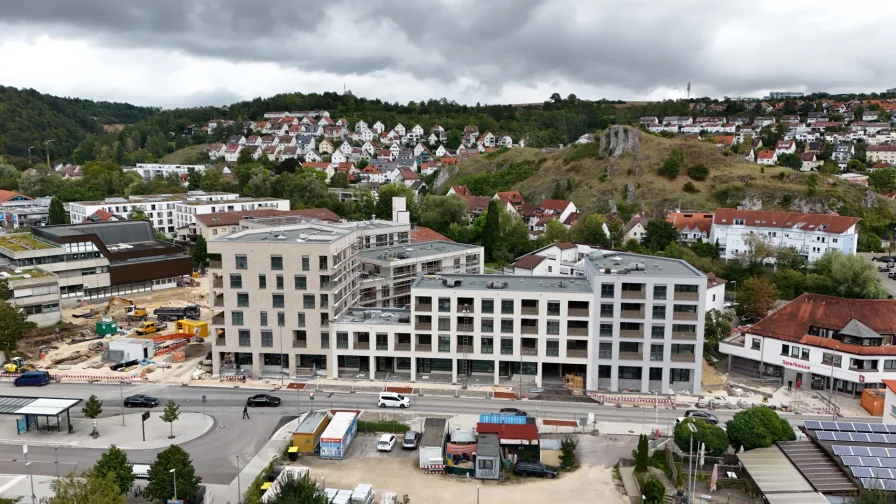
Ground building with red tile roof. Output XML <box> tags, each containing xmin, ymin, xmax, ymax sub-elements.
<box><xmin>476</xmin><ymin>423</ymin><xmax>539</xmax><ymax>443</ymax></box>
<box><xmin>410</xmin><ymin>226</ymin><xmax>453</xmax><ymax>244</ymax></box>
<box><xmin>667</xmin><ymin>212</ymin><xmax>713</xmax><ymax>242</ymax></box>
<box><xmin>0</xmin><ymin>190</ymin><xmax>31</xmax><ymax>203</ymax></box>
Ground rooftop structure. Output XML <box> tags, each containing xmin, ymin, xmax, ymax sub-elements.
<box><xmin>413</xmin><ymin>273</ymin><xmax>594</xmax><ymax>293</ymax></box>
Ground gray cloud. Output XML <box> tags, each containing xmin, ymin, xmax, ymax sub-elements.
<box><xmin>1</xmin><ymin>0</ymin><xmax>895</xmax><ymax>106</ymax></box>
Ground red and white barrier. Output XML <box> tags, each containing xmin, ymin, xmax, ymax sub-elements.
<box><xmin>587</xmin><ymin>391</ymin><xmax>675</xmax><ymax>407</ymax></box>
<box><xmin>423</xmin><ymin>464</ymin><xmax>445</xmax><ymax>474</ymax></box>
<box><xmin>221</xmin><ymin>374</ymin><xmax>247</xmax><ymax>383</ymax></box>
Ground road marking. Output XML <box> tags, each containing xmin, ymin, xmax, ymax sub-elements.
<box><xmin>0</xmin><ymin>475</ymin><xmax>25</xmax><ymax>494</ymax></box>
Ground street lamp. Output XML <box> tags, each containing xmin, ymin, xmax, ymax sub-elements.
<box><xmin>170</xmin><ymin>468</ymin><xmax>177</xmax><ymax>502</ymax></box>
<box><xmin>829</xmin><ymin>345</ymin><xmax>840</xmax><ymax>420</ymax></box>
<box><xmin>730</xmin><ymin>280</ymin><xmax>737</xmax><ymax>308</ymax></box>
<box><xmin>687</xmin><ymin>422</ymin><xmax>698</xmax><ymax>503</ymax></box>
<box><xmin>236</xmin><ymin>454</ymin><xmax>242</xmax><ymax>504</ymax></box>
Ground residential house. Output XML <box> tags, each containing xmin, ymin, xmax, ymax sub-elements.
<box><xmin>754</xmin><ymin>117</ymin><xmax>776</xmax><ymax>127</ymax></box>
<box><xmin>623</xmin><ymin>212</ymin><xmax>649</xmax><ymax>242</ymax></box>
<box><xmin>434</xmin><ymin>145</ymin><xmax>448</xmax><ymax>157</ymax></box>
<box><xmin>497</xmin><ymin>135</ymin><xmax>514</xmax><ymax>148</ymax></box>
<box><xmin>448</xmin><ymin>185</ymin><xmax>474</xmax><ymax>199</ymax></box>
<box><xmin>805</xmin><ymin>141</ymin><xmax>822</xmax><ymax>154</ymax></box>
<box><xmin>756</xmin><ymin>150</ymin><xmax>777</xmax><ymax>165</ymax></box>
<box><xmin>538</xmin><ymin>199</ymin><xmax>577</xmax><ymax>225</ymax></box>
<box><xmin>354</xmin><ymin>120</ymin><xmax>368</xmax><ymax>133</ymax></box>
<box><xmin>800</xmin><ymin>153</ymin><xmax>822</xmax><ymax>172</ymax></box>
<box><xmin>807</xmin><ymin>112</ymin><xmax>830</xmax><ymax>124</ymax></box>
<box><xmin>494</xmin><ymin>190</ymin><xmax>525</xmax><ymax>214</ymax></box>
<box><xmin>668</xmin><ymin>212</ymin><xmax>713</xmax><ymax>242</ymax></box>
<box><xmin>832</xmin><ymin>142</ymin><xmax>855</xmax><ymax>167</ymax></box>
<box><xmin>715</xmin><ymin>136</ymin><xmax>736</xmax><ymax>148</ymax></box>
<box><xmin>394</xmin><ymin>123</ymin><xmax>406</xmax><ymax>137</ymax></box>
<box><xmin>360</xmin><ymin>166</ymin><xmax>388</xmax><ymax>184</ymax></box>
<box><xmin>318</xmin><ymin>139</ymin><xmax>335</xmax><ymax>154</ymax></box>
<box><xmin>462</xmin><ymin>125</ymin><xmax>480</xmax><ymax>147</ymax></box>
<box><xmin>639</xmin><ymin>117</ymin><xmax>659</xmax><ymax>125</ymax></box>
<box><xmin>296</xmin><ymin>134</ymin><xmax>315</xmax><ymax>154</ymax></box>
<box><xmin>372</xmin><ymin>121</ymin><xmax>385</xmax><ymax>134</ymax></box>
<box><xmin>361</xmin><ymin>141</ymin><xmax>376</xmax><ymax>157</ymax></box>
<box><xmin>863</xmin><ymin>111</ymin><xmax>881</xmax><ymax>121</ymax></box>
<box><xmin>867</xmin><ymin>145</ymin><xmax>896</xmax><ymax>164</ymax></box>
<box><xmin>304</xmin><ymin>149</ymin><xmax>323</xmax><ymax>163</ymax></box>
<box><xmin>331</xmin><ymin>150</ymin><xmax>347</xmax><ymax>164</ymax></box>
<box><xmin>477</xmin><ymin>131</ymin><xmax>496</xmax><ymax>148</ymax></box>
<box><xmin>427</xmin><ymin>132</ymin><xmax>440</xmax><ymax>145</ymax></box>
<box><xmin>775</xmin><ymin>140</ymin><xmax>796</xmax><ymax>155</ymax></box>
<box><xmin>430</xmin><ymin>124</ymin><xmax>447</xmax><ymax>143</ymax></box>
<box><xmin>419</xmin><ymin>162</ymin><xmax>439</xmax><ymax>176</ymax></box>
<box><xmin>396</xmin><ymin>168</ymin><xmax>420</xmax><ymax>187</ymax></box>
<box><xmin>223</xmin><ymin>144</ymin><xmax>242</xmax><ymax>163</ymax></box>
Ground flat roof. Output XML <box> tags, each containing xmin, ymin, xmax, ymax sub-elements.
<box><xmin>320</xmin><ymin>411</ymin><xmax>356</xmax><ymax>440</ymax></box>
<box><xmin>0</xmin><ymin>267</ymin><xmax>50</xmax><ymax>279</ymax></box>
<box><xmin>178</xmin><ymin>197</ymin><xmax>286</xmax><ymax>206</ymax></box>
<box><xmin>0</xmin><ymin>396</ymin><xmax>82</xmax><ymax>416</ymax></box>
<box><xmin>334</xmin><ymin>308</ymin><xmax>410</xmax><ymax>326</ymax></box>
<box><xmin>218</xmin><ymin>223</ymin><xmax>354</xmax><ymax>244</ymax></box>
<box><xmin>359</xmin><ymin>241</ymin><xmax>480</xmax><ymax>263</ymax></box>
<box><xmin>587</xmin><ymin>251</ymin><xmax>705</xmax><ymax>278</ymax></box>
<box><xmin>737</xmin><ymin>445</ymin><xmax>815</xmax><ymax>494</ymax></box>
<box><xmin>421</xmin><ymin>418</ymin><xmax>446</xmax><ymax>447</ymax></box>
<box><xmin>0</xmin><ymin>234</ymin><xmax>56</xmax><ymax>251</ymax></box>
<box><xmin>413</xmin><ymin>274</ymin><xmax>593</xmax><ymax>293</ymax></box>
<box><xmin>477</xmin><ymin>433</ymin><xmax>501</xmax><ymax>457</ymax></box>
<box><xmin>295</xmin><ymin>410</ymin><xmax>329</xmax><ymax>434</ymax></box>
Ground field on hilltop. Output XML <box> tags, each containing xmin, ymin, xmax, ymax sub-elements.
<box><xmin>439</xmin><ymin>127</ymin><xmax>896</xmax><ymax>225</ymax></box>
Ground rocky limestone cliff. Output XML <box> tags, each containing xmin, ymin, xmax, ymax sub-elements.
<box><xmin>599</xmin><ymin>125</ymin><xmax>639</xmax><ymax>159</ymax></box>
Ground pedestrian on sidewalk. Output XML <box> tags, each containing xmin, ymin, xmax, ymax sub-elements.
<box><xmin>243</xmin><ymin>405</ymin><xmax>250</xmax><ymax>419</ymax></box>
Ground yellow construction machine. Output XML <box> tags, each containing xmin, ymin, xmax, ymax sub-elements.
<box><xmin>103</xmin><ymin>296</ymin><xmax>148</xmax><ymax>321</ymax></box>
<box><xmin>4</xmin><ymin>357</ymin><xmax>35</xmax><ymax>373</ymax></box>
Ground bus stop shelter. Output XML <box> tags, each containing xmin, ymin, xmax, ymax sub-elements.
<box><xmin>0</xmin><ymin>396</ymin><xmax>82</xmax><ymax>434</ymax></box>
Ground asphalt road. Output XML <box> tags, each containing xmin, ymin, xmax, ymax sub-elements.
<box><xmin>0</xmin><ymin>382</ymin><xmax>871</xmax><ymax>483</ymax></box>
<box><xmin>859</xmin><ymin>252</ymin><xmax>896</xmax><ymax>296</ymax></box>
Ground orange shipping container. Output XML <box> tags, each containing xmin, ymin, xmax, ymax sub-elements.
<box><xmin>861</xmin><ymin>388</ymin><xmax>885</xmax><ymax>416</ymax></box>
<box><xmin>170</xmin><ymin>351</ymin><xmax>186</xmax><ymax>363</ymax></box>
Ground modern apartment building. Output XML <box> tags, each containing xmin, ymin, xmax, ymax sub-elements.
<box><xmin>172</xmin><ymin>197</ymin><xmax>290</xmax><ymax>231</ymax></box>
<box><xmin>359</xmin><ymin>241</ymin><xmax>484</xmax><ymax>308</ymax></box>
<box><xmin>508</xmin><ymin>242</ymin><xmax>598</xmax><ymax>276</ymax></box>
<box><xmin>123</xmin><ymin>163</ymin><xmax>209</xmax><ymax>180</ymax></box>
<box><xmin>710</xmin><ymin>209</ymin><xmax>860</xmax><ymax>263</ymax></box>
<box><xmin>210</xmin><ymin>242</ymin><xmax>706</xmax><ymax>394</ymax></box>
<box><xmin>720</xmin><ymin>293</ymin><xmax>896</xmax><ymax>396</ymax></box>
<box><xmin>0</xmin><ymin>221</ymin><xmax>191</xmax><ymax>302</ymax></box>
<box><xmin>175</xmin><ymin>208</ymin><xmax>340</xmax><ymax>244</ymax></box>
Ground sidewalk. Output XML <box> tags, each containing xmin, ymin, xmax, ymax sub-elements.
<box><xmin>0</xmin><ymin>412</ymin><xmax>213</xmax><ymax>450</ymax></box>
<box><xmin>617</xmin><ymin>466</ymin><xmax>640</xmax><ymax>504</ymax></box>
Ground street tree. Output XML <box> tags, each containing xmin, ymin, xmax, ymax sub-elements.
<box><xmin>49</xmin><ymin>469</ymin><xmax>126</xmax><ymax>504</ymax></box>
<box><xmin>161</xmin><ymin>400</ymin><xmax>180</xmax><ymax>439</ymax></box>
<box><xmin>92</xmin><ymin>445</ymin><xmax>134</xmax><ymax>495</ymax></box>
<box><xmin>570</xmin><ymin>213</ymin><xmax>610</xmax><ymax>247</ymax></box>
<box><xmin>703</xmin><ymin>309</ymin><xmax>735</xmax><ymax>353</ymax></box>
<box><xmin>192</xmin><ymin>235</ymin><xmax>208</xmax><ymax>269</ymax></box>
<box><xmin>48</xmin><ymin>197</ymin><xmax>66</xmax><ymax>225</ymax></box>
<box><xmin>0</xmin><ymin>303</ymin><xmax>36</xmax><ymax>357</ymax></box>
<box><xmin>559</xmin><ymin>435</ymin><xmax>578</xmax><ymax>469</ymax></box>
<box><xmin>127</xmin><ymin>207</ymin><xmax>147</xmax><ymax>220</ymax></box>
<box><xmin>542</xmin><ymin>219</ymin><xmax>571</xmax><ymax>244</ymax></box>
<box><xmin>635</xmin><ymin>434</ymin><xmax>649</xmax><ymax>473</ymax></box>
<box><xmin>674</xmin><ymin>418</ymin><xmax>729</xmax><ymax>456</ymax></box>
<box><xmin>643</xmin><ymin>220</ymin><xmax>679</xmax><ymax>252</ymax></box>
<box><xmin>82</xmin><ymin>394</ymin><xmax>103</xmax><ymax>419</ymax></box>
<box><xmin>737</xmin><ymin>277</ymin><xmax>778</xmax><ymax>321</ymax></box>
<box><xmin>146</xmin><ymin>445</ymin><xmax>201</xmax><ymax>503</ymax></box>
<box><xmin>726</xmin><ymin>406</ymin><xmax>795</xmax><ymax>452</ymax></box>
<box><xmin>814</xmin><ymin>252</ymin><xmax>887</xmax><ymax>299</ymax></box>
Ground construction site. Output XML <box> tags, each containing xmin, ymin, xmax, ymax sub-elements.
<box><xmin>8</xmin><ymin>276</ymin><xmax>214</xmax><ymax>385</ymax></box>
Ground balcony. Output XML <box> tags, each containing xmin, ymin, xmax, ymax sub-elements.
<box><xmin>672</xmin><ymin>331</ymin><xmax>697</xmax><ymax>341</ymax></box>
<box><xmin>521</xmin><ymin>306</ymin><xmax>539</xmax><ymax>315</ymax></box>
<box><xmin>566</xmin><ymin>349</ymin><xmax>587</xmax><ymax>358</ymax></box>
<box><xmin>395</xmin><ymin>343</ymin><xmax>411</xmax><ymax>351</ymax></box>
<box><xmin>354</xmin><ymin>342</ymin><xmax>370</xmax><ymax>350</ymax></box>
<box><xmin>415</xmin><ymin>322</ymin><xmax>432</xmax><ymax>330</ymax></box>
<box><xmin>521</xmin><ymin>325</ymin><xmax>538</xmax><ymax>335</ymax></box>
<box><xmin>416</xmin><ymin>343</ymin><xmax>431</xmax><ymax>352</ymax></box>
<box><xmin>673</xmin><ymin>312</ymin><xmax>699</xmax><ymax>321</ymax></box>
<box><xmin>546</xmin><ymin>347</ymin><xmax>560</xmax><ymax>357</ymax></box>
<box><xmin>568</xmin><ymin>308</ymin><xmax>589</xmax><ymax>317</ymax></box>
<box><xmin>674</xmin><ymin>291</ymin><xmax>699</xmax><ymax>301</ymax></box>
<box><xmin>619</xmin><ymin>351</ymin><xmax>643</xmax><ymax>361</ymax></box>
<box><xmin>457</xmin><ymin>323</ymin><xmax>474</xmax><ymax>332</ymax></box>
<box><xmin>293</xmin><ymin>340</ymin><xmax>307</xmax><ymax>348</ymax></box>
<box><xmin>213</xmin><ymin>296</ymin><xmax>224</xmax><ymax>308</ymax></box>
<box><xmin>620</xmin><ymin>329</ymin><xmax>643</xmax><ymax>339</ymax></box>
<box><xmin>567</xmin><ymin>327</ymin><xmax>589</xmax><ymax>336</ymax></box>
<box><xmin>457</xmin><ymin>344</ymin><xmax>474</xmax><ymax>353</ymax></box>
<box><xmin>671</xmin><ymin>353</ymin><xmax>696</xmax><ymax>363</ymax></box>
<box><xmin>521</xmin><ymin>347</ymin><xmax>538</xmax><ymax>356</ymax></box>
<box><xmin>415</xmin><ymin>303</ymin><xmax>432</xmax><ymax>312</ymax></box>
<box><xmin>212</xmin><ymin>277</ymin><xmax>223</xmax><ymax>289</ymax></box>
<box><xmin>621</xmin><ymin>310</ymin><xmax>645</xmax><ymax>319</ymax></box>
<box><xmin>212</xmin><ymin>312</ymin><xmax>225</xmax><ymax>325</ymax></box>
<box><xmin>209</xmin><ymin>260</ymin><xmax>222</xmax><ymax>269</ymax></box>
<box><xmin>621</xmin><ymin>290</ymin><xmax>646</xmax><ymax>300</ymax></box>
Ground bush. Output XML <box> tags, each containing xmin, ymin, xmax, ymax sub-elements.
<box><xmin>686</xmin><ymin>163</ymin><xmax>709</xmax><ymax>181</ymax></box>
<box><xmin>641</xmin><ymin>474</ymin><xmax>667</xmax><ymax>503</ymax></box>
<box><xmin>682</xmin><ymin>181</ymin><xmax>700</xmax><ymax>193</ymax></box>
<box><xmin>563</xmin><ymin>142</ymin><xmax>598</xmax><ymax>164</ymax></box>
<box><xmin>673</xmin><ymin>418</ymin><xmax>729</xmax><ymax>456</ymax></box>
<box><xmin>635</xmin><ymin>434</ymin><xmax>649</xmax><ymax>473</ymax></box>
<box><xmin>560</xmin><ymin>435</ymin><xmax>578</xmax><ymax>469</ymax></box>
<box><xmin>244</xmin><ymin>461</ymin><xmax>275</xmax><ymax>504</ymax></box>
<box><xmin>356</xmin><ymin>420</ymin><xmax>410</xmax><ymax>433</ymax></box>
<box><xmin>726</xmin><ymin>406</ymin><xmax>796</xmax><ymax>451</ymax></box>
<box><xmin>659</xmin><ymin>157</ymin><xmax>681</xmax><ymax>179</ymax></box>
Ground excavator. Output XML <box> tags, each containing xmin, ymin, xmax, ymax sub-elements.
<box><xmin>103</xmin><ymin>296</ymin><xmax>148</xmax><ymax>321</ymax></box>
<box><xmin>4</xmin><ymin>357</ymin><xmax>35</xmax><ymax>373</ymax></box>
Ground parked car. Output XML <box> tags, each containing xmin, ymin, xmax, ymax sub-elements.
<box><xmin>377</xmin><ymin>434</ymin><xmax>397</xmax><ymax>452</ymax></box>
<box><xmin>123</xmin><ymin>394</ymin><xmax>159</xmax><ymax>408</ymax></box>
<box><xmin>402</xmin><ymin>431</ymin><xmax>419</xmax><ymax>449</ymax></box>
<box><xmin>681</xmin><ymin>409</ymin><xmax>719</xmax><ymax>425</ymax></box>
<box><xmin>377</xmin><ymin>392</ymin><xmax>410</xmax><ymax>409</ymax></box>
<box><xmin>879</xmin><ymin>265</ymin><xmax>892</xmax><ymax>272</ymax></box>
<box><xmin>499</xmin><ymin>407</ymin><xmax>528</xmax><ymax>417</ymax></box>
<box><xmin>514</xmin><ymin>460</ymin><xmax>558</xmax><ymax>478</ymax></box>
<box><xmin>246</xmin><ymin>394</ymin><xmax>281</xmax><ymax>407</ymax></box>
<box><xmin>889</xmin><ymin>272</ymin><xmax>896</xmax><ymax>279</ymax></box>
<box><xmin>13</xmin><ymin>371</ymin><xmax>51</xmax><ymax>387</ymax></box>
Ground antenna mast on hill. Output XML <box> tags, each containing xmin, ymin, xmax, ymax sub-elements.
<box><xmin>687</xmin><ymin>81</ymin><xmax>691</xmax><ymax>100</ymax></box>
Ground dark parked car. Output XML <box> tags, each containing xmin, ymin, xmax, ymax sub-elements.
<box><xmin>402</xmin><ymin>431</ymin><xmax>419</xmax><ymax>449</ymax></box>
<box><xmin>514</xmin><ymin>460</ymin><xmax>558</xmax><ymax>478</ymax></box>
<box><xmin>889</xmin><ymin>272</ymin><xmax>896</xmax><ymax>279</ymax></box>
<box><xmin>123</xmin><ymin>395</ymin><xmax>159</xmax><ymax>408</ymax></box>
<box><xmin>879</xmin><ymin>265</ymin><xmax>892</xmax><ymax>272</ymax></box>
<box><xmin>247</xmin><ymin>394</ymin><xmax>281</xmax><ymax>407</ymax></box>
<box><xmin>499</xmin><ymin>408</ymin><xmax>528</xmax><ymax>417</ymax></box>
<box><xmin>683</xmin><ymin>409</ymin><xmax>719</xmax><ymax>424</ymax></box>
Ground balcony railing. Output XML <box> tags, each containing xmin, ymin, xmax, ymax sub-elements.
<box><xmin>212</xmin><ymin>278</ymin><xmax>223</xmax><ymax>289</ymax></box>
<box><xmin>546</xmin><ymin>348</ymin><xmax>560</xmax><ymax>357</ymax></box>
<box><xmin>672</xmin><ymin>331</ymin><xmax>697</xmax><ymax>341</ymax></box>
<box><xmin>521</xmin><ymin>326</ymin><xmax>538</xmax><ymax>334</ymax></box>
<box><xmin>620</xmin><ymin>329</ymin><xmax>643</xmax><ymax>338</ymax></box>
<box><xmin>354</xmin><ymin>342</ymin><xmax>369</xmax><ymax>350</ymax></box>
<box><xmin>415</xmin><ymin>322</ymin><xmax>432</xmax><ymax>330</ymax></box>
<box><xmin>566</xmin><ymin>349</ymin><xmax>587</xmax><ymax>358</ymax></box>
<box><xmin>213</xmin><ymin>297</ymin><xmax>224</xmax><ymax>308</ymax></box>
<box><xmin>500</xmin><ymin>347</ymin><xmax>514</xmax><ymax>355</ymax></box>
<box><xmin>674</xmin><ymin>291</ymin><xmax>700</xmax><ymax>301</ymax></box>
<box><xmin>209</xmin><ymin>260</ymin><xmax>222</xmax><ymax>269</ymax></box>
<box><xmin>567</xmin><ymin>327</ymin><xmax>589</xmax><ymax>336</ymax></box>
<box><xmin>621</xmin><ymin>290</ymin><xmax>646</xmax><ymax>300</ymax></box>
<box><xmin>212</xmin><ymin>312</ymin><xmax>225</xmax><ymax>325</ymax></box>
<box><xmin>336</xmin><ymin>341</ymin><xmax>349</xmax><ymax>349</ymax></box>
<box><xmin>293</xmin><ymin>340</ymin><xmax>307</xmax><ymax>348</ymax></box>
<box><xmin>416</xmin><ymin>344</ymin><xmax>431</xmax><ymax>352</ymax></box>
<box><xmin>457</xmin><ymin>345</ymin><xmax>474</xmax><ymax>353</ymax></box>
<box><xmin>671</xmin><ymin>353</ymin><xmax>696</xmax><ymax>362</ymax></box>
<box><xmin>619</xmin><ymin>351</ymin><xmax>643</xmax><ymax>361</ymax></box>
<box><xmin>481</xmin><ymin>346</ymin><xmax>493</xmax><ymax>354</ymax></box>
<box><xmin>521</xmin><ymin>347</ymin><xmax>538</xmax><ymax>356</ymax></box>
<box><xmin>521</xmin><ymin>306</ymin><xmax>539</xmax><ymax>315</ymax></box>
<box><xmin>673</xmin><ymin>312</ymin><xmax>699</xmax><ymax>321</ymax></box>
<box><xmin>395</xmin><ymin>343</ymin><xmax>411</xmax><ymax>351</ymax></box>
<box><xmin>568</xmin><ymin>308</ymin><xmax>589</xmax><ymax>317</ymax></box>
<box><xmin>621</xmin><ymin>310</ymin><xmax>645</xmax><ymax>319</ymax></box>
<box><xmin>415</xmin><ymin>303</ymin><xmax>432</xmax><ymax>312</ymax></box>
<box><xmin>457</xmin><ymin>323</ymin><xmax>474</xmax><ymax>332</ymax></box>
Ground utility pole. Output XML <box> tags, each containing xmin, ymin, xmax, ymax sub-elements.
<box><xmin>45</xmin><ymin>139</ymin><xmax>55</xmax><ymax>167</ymax></box>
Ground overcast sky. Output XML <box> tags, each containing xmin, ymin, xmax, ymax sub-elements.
<box><xmin>1</xmin><ymin>0</ymin><xmax>893</xmax><ymax>109</ymax></box>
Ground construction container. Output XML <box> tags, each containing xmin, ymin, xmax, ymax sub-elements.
<box><xmin>170</xmin><ymin>351</ymin><xmax>186</xmax><ymax>363</ymax></box>
<box><xmin>862</xmin><ymin>388</ymin><xmax>886</xmax><ymax>416</ymax></box>
<box><xmin>292</xmin><ymin>410</ymin><xmax>331</xmax><ymax>453</ymax></box>
<box><xmin>175</xmin><ymin>319</ymin><xmax>208</xmax><ymax>339</ymax></box>
<box><xmin>479</xmin><ymin>413</ymin><xmax>527</xmax><ymax>425</ymax></box>
<box><xmin>95</xmin><ymin>319</ymin><xmax>118</xmax><ymax>336</ymax></box>
<box><xmin>319</xmin><ymin>412</ymin><xmax>358</xmax><ymax>460</ymax></box>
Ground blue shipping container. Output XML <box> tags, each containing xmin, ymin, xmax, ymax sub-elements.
<box><xmin>479</xmin><ymin>414</ymin><xmax>527</xmax><ymax>425</ymax></box>
<box><xmin>319</xmin><ymin>412</ymin><xmax>358</xmax><ymax>460</ymax></box>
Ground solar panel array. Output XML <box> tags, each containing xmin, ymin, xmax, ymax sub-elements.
<box><xmin>806</xmin><ymin>420</ymin><xmax>896</xmax><ymax>491</ymax></box>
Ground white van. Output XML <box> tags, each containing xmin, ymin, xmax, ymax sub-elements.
<box><xmin>377</xmin><ymin>392</ymin><xmax>410</xmax><ymax>409</ymax></box>
<box><xmin>131</xmin><ymin>464</ymin><xmax>151</xmax><ymax>479</ymax></box>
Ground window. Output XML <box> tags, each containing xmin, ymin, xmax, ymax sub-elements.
<box><xmin>276</xmin><ymin>275</ymin><xmax>284</xmax><ymax>290</ymax></box>
<box><xmin>482</xmin><ymin>299</ymin><xmax>494</xmax><ymax>314</ymax></box>
<box><xmin>600</xmin><ymin>304</ymin><xmax>614</xmax><ymax>318</ymax></box>
<box><xmin>501</xmin><ymin>338</ymin><xmax>513</xmax><ymax>355</ymax></box>
<box><xmin>884</xmin><ymin>360</ymin><xmax>896</xmax><ymax>370</ymax></box>
<box><xmin>294</xmin><ymin>276</ymin><xmax>307</xmax><ymax>290</ymax></box>
<box><xmin>235</xmin><ymin>255</ymin><xmax>247</xmax><ymax>270</ymax></box>
<box><xmin>238</xmin><ymin>329</ymin><xmax>250</xmax><ymax>346</ymax></box>
<box><xmin>230</xmin><ymin>274</ymin><xmax>242</xmax><ymax>289</ymax></box>
<box><xmin>653</xmin><ymin>285</ymin><xmax>667</xmax><ymax>300</ymax></box>
<box><xmin>303</xmin><ymin>295</ymin><xmax>315</xmax><ymax>309</ymax></box>
<box><xmin>336</xmin><ymin>332</ymin><xmax>348</xmax><ymax>349</ymax></box>
<box><xmin>260</xmin><ymin>311</ymin><xmax>268</xmax><ymax>326</ymax></box>
<box><xmin>319</xmin><ymin>255</ymin><xmax>328</xmax><ymax>270</ymax></box>
<box><xmin>261</xmin><ymin>330</ymin><xmax>273</xmax><ymax>347</ymax></box>
<box><xmin>271</xmin><ymin>255</ymin><xmax>283</xmax><ymax>270</ymax></box>
<box><xmin>546</xmin><ymin>340</ymin><xmax>559</xmax><ymax>357</ymax></box>
<box><xmin>751</xmin><ymin>338</ymin><xmax>761</xmax><ymax>350</ymax></box>
<box><xmin>651</xmin><ymin>325</ymin><xmax>665</xmax><ymax>339</ymax></box>
<box><xmin>823</xmin><ymin>353</ymin><xmax>843</xmax><ymax>367</ymax></box>
<box><xmin>547</xmin><ymin>301</ymin><xmax>560</xmax><ymax>316</ymax></box>
<box><xmin>781</xmin><ymin>344</ymin><xmax>790</xmax><ymax>356</ymax></box>
<box><xmin>670</xmin><ymin>369</ymin><xmax>690</xmax><ymax>382</ymax></box>
<box><xmin>791</xmin><ymin>346</ymin><xmax>799</xmax><ymax>358</ymax></box>
<box><xmin>801</xmin><ymin>348</ymin><xmax>810</xmax><ymax>361</ymax></box>
<box><xmin>650</xmin><ymin>344</ymin><xmax>664</xmax><ymax>361</ymax></box>
<box><xmin>438</xmin><ymin>335</ymin><xmax>450</xmax><ymax>352</ymax></box>
<box><xmin>277</xmin><ymin>312</ymin><xmax>285</xmax><ymax>327</ymax></box>
<box><xmin>597</xmin><ymin>365</ymin><xmax>611</xmax><ymax>378</ymax></box>
<box><xmin>481</xmin><ymin>337</ymin><xmax>493</xmax><ymax>354</ymax></box>
<box><xmin>671</xmin><ymin>344</ymin><xmax>694</xmax><ymax>355</ymax></box>
<box><xmin>601</xmin><ymin>284</ymin><xmax>615</xmax><ymax>298</ymax></box>
<box><xmin>481</xmin><ymin>318</ymin><xmax>494</xmax><ymax>333</ymax></box>
<box><xmin>231</xmin><ymin>311</ymin><xmax>244</xmax><ymax>325</ymax></box>
<box><xmin>272</xmin><ymin>294</ymin><xmax>285</xmax><ymax>308</ymax></box>
<box><xmin>649</xmin><ymin>368</ymin><xmax>663</xmax><ymax>381</ymax></box>
<box><xmin>258</xmin><ymin>274</ymin><xmax>267</xmax><ymax>289</ymax></box>
<box><xmin>297</xmin><ymin>313</ymin><xmax>305</xmax><ymax>327</ymax></box>
<box><xmin>478</xmin><ymin>459</ymin><xmax>494</xmax><ymax>470</ymax></box>
<box><xmin>501</xmin><ymin>319</ymin><xmax>514</xmax><ymax>333</ymax></box>
<box><xmin>547</xmin><ymin>320</ymin><xmax>560</xmax><ymax>335</ymax></box>
<box><xmin>321</xmin><ymin>332</ymin><xmax>329</xmax><ymax>349</ymax></box>
<box><xmin>619</xmin><ymin>366</ymin><xmax>642</xmax><ymax>380</ymax></box>
<box><xmin>438</xmin><ymin>317</ymin><xmax>450</xmax><ymax>331</ymax></box>
<box><xmin>599</xmin><ymin>342</ymin><xmax>612</xmax><ymax>358</ymax></box>
<box><xmin>438</xmin><ymin>298</ymin><xmax>451</xmax><ymax>312</ymax></box>
<box><xmin>295</xmin><ymin>330</ymin><xmax>307</xmax><ymax>347</ymax></box>
<box><xmin>652</xmin><ymin>305</ymin><xmax>666</xmax><ymax>319</ymax></box>
<box><xmin>320</xmin><ymin>294</ymin><xmax>328</xmax><ymax>309</ymax></box>
<box><xmin>673</xmin><ymin>304</ymin><xmax>698</xmax><ymax>314</ymax></box>
<box><xmin>501</xmin><ymin>300</ymin><xmax>514</xmax><ymax>314</ymax></box>
<box><xmin>301</xmin><ymin>256</ymin><xmax>310</xmax><ymax>271</ymax></box>
<box><xmin>599</xmin><ymin>323</ymin><xmax>613</xmax><ymax>337</ymax></box>
<box><xmin>237</xmin><ymin>293</ymin><xmax>249</xmax><ymax>307</ymax></box>
<box><xmin>376</xmin><ymin>333</ymin><xmax>388</xmax><ymax>350</ymax></box>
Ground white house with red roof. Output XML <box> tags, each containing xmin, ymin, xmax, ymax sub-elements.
<box><xmin>477</xmin><ymin>131</ymin><xmax>496</xmax><ymax>148</ymax></box>
<box><xmin>756</xmin><ymin>149</ymin><xmax>777</xmax><ymax>165</ymax></box>
<box><xmin>538</xmin><ymin>199</ymin><xmax>577</xmax><ymax>224</ymax></box>
<box><xmin>710</xmin><ymin>208</ymin><xmax>860</xmax><ymax>262</ymax></box>
<box><xmin>775</xmin><ymin>140</ymin><xmax>796</xmax><ymax>155</ymax></box>
<box><xmin>434</xmin><ymin>145</ymin><xmax>449</xmax><ymax>157</ymax></box>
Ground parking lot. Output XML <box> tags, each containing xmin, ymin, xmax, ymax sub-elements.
<box><xmin>344</xmin><ymin>433</ymin><xmax>420</xmax><ymax>460</ymax></box>
<box><xmin>861</xmin><ymin>253</ymin><xmax>896</xmax><ymax>296</ymax></box>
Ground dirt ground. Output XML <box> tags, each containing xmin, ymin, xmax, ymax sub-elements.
<box><xmin>701</xmin><ymin>358</ymin><xmax>727</xmax><ymax>390</ymax></box>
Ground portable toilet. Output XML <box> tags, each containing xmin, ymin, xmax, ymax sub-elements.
<box><xmin>96</xmin><ymin>318</ymin><xmax>118</xmax><ymax>336</ymax></box>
